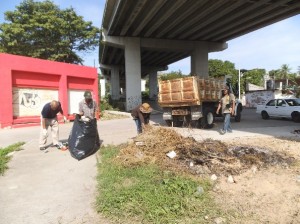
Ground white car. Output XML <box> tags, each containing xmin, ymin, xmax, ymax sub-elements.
<box><xmin>256</xmin><ymin>98</ymin><xmax>300</xmax><ymax>122</ymax></box>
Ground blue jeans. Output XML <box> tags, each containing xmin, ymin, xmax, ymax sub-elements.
<box><xmin>223</xmin><ymin>113</ymin><xmax>232</xmax><ymax>132</ymax></box>
<box><xmin>134</xmin><ymin>119</ymin><xmax>142</xmax><ymax>134</ymax></box>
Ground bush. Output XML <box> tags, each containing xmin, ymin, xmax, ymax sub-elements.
<box><xmin>142</xmin><ymin>90</ymin><xmax>149</xmax><ymax>100</ymax></box>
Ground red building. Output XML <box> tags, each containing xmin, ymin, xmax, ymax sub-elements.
<box><xmin>0</xmin><ymin>53</ymin><xmax>98</xmax><ymax>129</ymax></box>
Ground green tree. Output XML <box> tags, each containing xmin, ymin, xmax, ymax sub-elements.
<box><xmin>0</xmin><ymin>0</ymin><xmax>100</xmax><ymax>64</ymax></box>
<box><xmin>208</xmin><ymin>59</ymin><xmax>236</xmax><ymax>78</ymax></box>
<box><xmin>159</xmin><ymin>70</ymin><xmax>186</xmax><ymax>80</ymax></box>
<box><xmin>240</xmin><ymin>69</ymin><xmax>265</xmax><ymax>92</ymax></box>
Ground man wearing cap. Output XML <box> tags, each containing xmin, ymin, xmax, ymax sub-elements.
<box><xmin>39</xmin><ymin>100</ymin><xmax>66</xmax><ymax>152</ymax></box>
<box><xmin>78</xmin><ymin>90</ymin><xmax>100</xmax><ymax>146</ymax></box>
<box><xmin>131</xmin><ymin>103</ymin><xmax>153</xmax><ymax>134</ymax></box>
<box><xmin>216</xmin><ymin>86</ymin><xmax>235</xmax><ymax>134</ymax></box>
<box><xmin>79</xmin><ymin>91</ymin><xmax>98</xmax><ymax>119</ymax></box>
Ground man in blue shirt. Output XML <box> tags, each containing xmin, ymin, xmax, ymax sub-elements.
<box><xmin>39</xmin><ymin>100</ymin><xmax>66</xmax><ymax>152</ymax></box>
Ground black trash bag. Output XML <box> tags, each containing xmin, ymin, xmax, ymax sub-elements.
<box><xmin>68</xmin><ymin>114</ymin><xmax>100</xmax><ymax>160</ymax></box>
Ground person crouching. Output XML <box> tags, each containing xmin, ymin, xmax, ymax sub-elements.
<box><xmin>131</xmin><ymin>103</ymin><xmax>153</xmax><ymax>134</ymax></box>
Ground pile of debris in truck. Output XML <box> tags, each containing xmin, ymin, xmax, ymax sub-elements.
<box><xmin>115</xmin><ymin>127</ymin><xmax>295</xmax><ymax>176</ymax></box>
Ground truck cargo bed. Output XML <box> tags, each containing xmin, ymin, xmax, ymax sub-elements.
<box><xmin>158</xmin><ymin>76</ymin><xmax>222</xmax><ymax>107</ymax></box>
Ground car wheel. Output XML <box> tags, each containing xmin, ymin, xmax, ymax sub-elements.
<box><xmin>200</xmin><ymin>108</ymin><xmax>214</xmax><ymax>129</ymax></box>
<box><xmin>261</xmin><ymin>111</ymin><xmax>269</xmax><ymax>120</ymax></box>
<box><xmin>291</xmin><ymin>112</ymin><xmax>300</xmax><ymax>123</ymax></box>
<box><xmin>234</xmin><ymin>104</ymin><xmax>242</xmax><ymax>122</ymax></box>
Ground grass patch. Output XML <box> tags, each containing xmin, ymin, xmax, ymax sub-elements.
<box><xmin>100</xmin><ymin>111</ymin><xmax>129</xmax><ymax>121</ymax></box>
<box><xmin>96</xmin><ymin>145</ymin><xmax>224</xmax><ymax>224</ymax></box>
<box><xmin>0</xmin><ymin>142</ymin><xmax>25</xmax><ymax>175</ymax></box>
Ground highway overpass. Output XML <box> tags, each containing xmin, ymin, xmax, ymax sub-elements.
<box><xmin>99</xmin><ymin>0</ymin><xmax>300</xmax><ymax>110</ymax></box>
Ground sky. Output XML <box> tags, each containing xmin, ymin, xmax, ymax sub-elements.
<box><xmin>1</xmin><ymin>0</ymin><xmax>300</xmax><ymax>74</ymax></box>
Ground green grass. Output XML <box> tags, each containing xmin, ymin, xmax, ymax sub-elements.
<box><xmin>0</xmin><ymin>142</ymin><xmax>25</xmax><ymax>175</ymax></box>
<box><xmin>96</xmin><ymin>145</ymin><xmax>225</xmax><ymax>224</ymax></box>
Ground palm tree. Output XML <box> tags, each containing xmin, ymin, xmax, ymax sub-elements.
<box><xmin>277</xmin><ymin>64</ymin><xmax>291</xmax><ymax>88</ymax></box>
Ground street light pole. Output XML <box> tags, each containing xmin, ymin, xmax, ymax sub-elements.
<box><xmin>238</xmin><ymin>69</ymin><xmax>241</xmax><ymax>100</ymax></box>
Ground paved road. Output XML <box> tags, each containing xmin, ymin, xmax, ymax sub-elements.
<box><xmin>0</xmin><ymin>108</ymin><xmax>299</xmax><ymax>224</ymax></box>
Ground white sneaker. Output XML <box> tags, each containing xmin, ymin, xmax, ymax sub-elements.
<box><xmin>220</xmin><ymin>129</ymin><xmax>226</xmax><ymax>135</ymax></box>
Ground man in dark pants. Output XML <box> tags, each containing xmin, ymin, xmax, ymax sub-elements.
<box><xmin>39</xmin><ymin>100</ymin><xmax>66</xmax><ymax>152</ymax></box>
<box><xmin>131</xmin><ymin>103</ymin><xmax>153</xmax><ymax>134</ymax></box>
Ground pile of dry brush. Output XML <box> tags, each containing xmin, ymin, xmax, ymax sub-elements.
<box><xmin>115</xmin><ymin>126</ymin><xmax>295</xmax><ymax>176</ymax></box>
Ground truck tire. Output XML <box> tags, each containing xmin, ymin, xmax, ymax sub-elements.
<box><xmin>200</xmin><ymin>108</ymin><xmax>214</xmax><ymax>129</ymax></box>
<box><xmin>173</xmin><ymin>116</ymin><xmax>183</xmax><ymax>127</ymax></box>
<box><xmin>234</xmin><ymin>104</ymin><xmax>242</xmax><ymax>122</ymax></box>
<box><xmin>190</xmin><ymin>120</ymin><xmax>200</xmax><ymax>128</ymax></box>
<box><xmin>291</xmin><ymin>112</ymin><xmax>300</xmax><ymax>122</ymax></box>
<box><xmin>261</xmin><ymin>111</ymin><xmax>269</xmax><ymax>120</ymax></box>
<box><xmin>165</xmin><ymin>120</ymin><xmax>172</xmax><ymax>127</ymax></box>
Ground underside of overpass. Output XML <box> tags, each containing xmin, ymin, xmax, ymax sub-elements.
<box><xmin>99</xmin><ymin>0</ymin><xmax>300</xmax><ymax>110</ymax></box>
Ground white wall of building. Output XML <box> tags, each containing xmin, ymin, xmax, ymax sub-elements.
<box><xmin>100</xmin><ymin>79</ymin><xmax>106</xmax><ymax>97</ymax></box>
<box><xmin>245</xmin><ymin>90</ymin><xmax>296</xmax><ymax>108</ymax></box>
<box><xmin>141</xmin><ymin>79</ymin><xmax>146</xmax><ymax>92</ymax></box>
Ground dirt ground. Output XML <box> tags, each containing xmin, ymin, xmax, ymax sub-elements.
<box><xmin>120</xmin><ymin>127</ymin><xmax>300</xmax><ymax>223</ymax></box>
<box><xmin>213</xmin><ymin>136</ymin><xmax>300</xmax><ymax>224</ymax></box>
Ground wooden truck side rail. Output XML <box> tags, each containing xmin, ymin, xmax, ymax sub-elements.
<box><xmin>158</xmin><ymin>76</ymin><xmax>222</xmax><ymax>108</ymax></box>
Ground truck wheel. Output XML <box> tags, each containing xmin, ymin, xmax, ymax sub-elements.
<box><xmin>190</xmin><ymin>120</ymin><xmax>200</xmax><ymax>128</ymax></box>
<box><xmin>173</xmin><ymin>116</ymin><xmax>183</xmax><ymax>127</ymax></box>
<box><xmin>234</xmin><ymin>104</ymin><xmax>242</xmax><ymax>122</ymax></box>
<box><xmin>200</xmin><ymin>109</ymin><xmax>214</xmax><ymax>129</ymax></box>
<box><xmin>291</xmin><ymin>112</ymin><xmax>300</xmax><ymax>122</ymax></box>
<box><xmin>261</xmin><ymin>111</ymin><xmax>269</xmax><ymax>120</ymax></box>
<box><xmin>165</xmin><ymin>120</ymin><xmax>172</xmax><ymax>127</ymax></box>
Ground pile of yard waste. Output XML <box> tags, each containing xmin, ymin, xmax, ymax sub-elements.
<box><xmin>116</xmin><ymin>127</ymin><xmax>295</xmax><ymax>175</ymax></box>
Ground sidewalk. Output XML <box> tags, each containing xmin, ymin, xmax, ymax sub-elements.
<box><xmin>0</xmin><ymin>116</ymin><xmax>139</xmax><ymax>224</ymax></box>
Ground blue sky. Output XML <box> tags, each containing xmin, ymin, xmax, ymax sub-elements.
<box><xmin>1</xmin><ymin>0</ymin><xmax>299</xmax><ymax>74</ymax></box>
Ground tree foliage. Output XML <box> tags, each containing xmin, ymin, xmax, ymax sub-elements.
<box><xmin>208</xmin><ymin>59</ymin><xmax>236</xmax><ymax>78</ymax></box>
<box><xmin>269</xmin><ymin>64</ymin><xmax>296</xmax><ymax>80</ymax></box>
<box><xmin>159</xmin><ymin>70</ymin><xmax>187</xmax><ymax>81</ymax></box>
<box><xmin>240</xmin><ymin>69</ymin><xmax>265</xmax><ymax>92</ymax></box>
<box><xmin>0</xmin><ymin>0</ymin><xmax>100</xmax><ymax>64</ymax></box>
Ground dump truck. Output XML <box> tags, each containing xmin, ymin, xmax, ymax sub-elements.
<box><xmin>158</xmin><ymin>76</ymin><xmax>243</xmax><ymax>128</ymax></box>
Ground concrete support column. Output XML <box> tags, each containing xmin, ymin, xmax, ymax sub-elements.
<box><xmin>124</xmin><ymin>38</ymin><xmax>142</xmax><ymax>111</ymax></box>
<box><xmin>149</xmin><ymin>71</ymin><xmax>158</xmax><ymax>100</ymax></box>
<box><xmin>110</xmin><ymin>67</ymin><xmax>120</xmax><ymax>100</ymax></box>
<box><xmin>191</xmin><ymin>44</ymin><xmax>209</xmax><ymax>77</ymax></box>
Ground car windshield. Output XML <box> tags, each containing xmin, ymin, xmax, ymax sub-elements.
<box><xmin>285</xmin><ymin>99</ymin><xmax>300</xmax><ymax>106</ymax></box>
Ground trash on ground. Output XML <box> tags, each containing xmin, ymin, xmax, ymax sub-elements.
<box><xmin>135</xmin><ymin>141</ymin><xmax>145</xmax><ymax>146</ymax></box>
<box><xmin>115</xmin><ymin>126</ymin><xmax>295</xmax><ymax>176</ymax></box>
<box><xmin>166</xmin><ymin>150</ymin><xmax>176</xmax><ymax>158</ymax></box>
